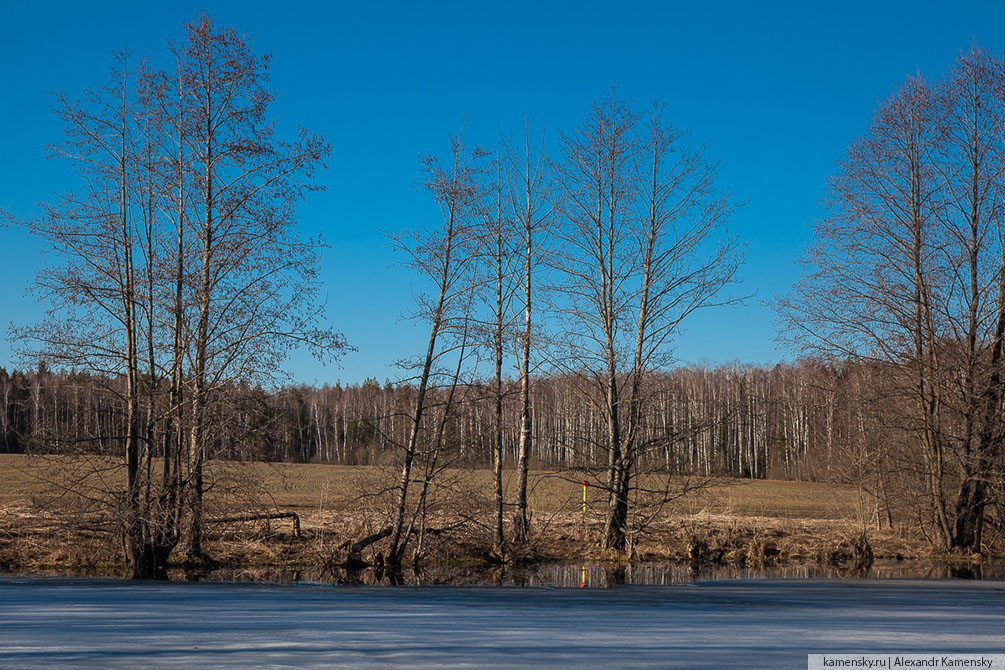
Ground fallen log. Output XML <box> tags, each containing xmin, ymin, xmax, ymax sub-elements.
<box><xmin>207</xmin><ymin>512</ymin><xmax>301</xmax><ymax>538</ymax></box>
<box><xmin>338</xmin><ymin>526</ymin><xmax>445</xmax><ymax>568</ymax></box>
<box><xmin>345</xmin><ymin>527</ymin><xmax>394</xmax><ymax>556</ymax></box>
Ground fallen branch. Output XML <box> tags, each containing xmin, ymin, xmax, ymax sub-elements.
<box><xmin>207</xmin><ymin>512</ymin><xmax>301</xmax><ymax>538</ymax></box>
<box><xmin>338</xmin><ymin>525</ymin><xmax>445</xmax><ymax>567</ymax></box>
<box><xmin>345</xmin><ymin>526</ymin><xmax>394</xmax><ymax>556</ymax></box>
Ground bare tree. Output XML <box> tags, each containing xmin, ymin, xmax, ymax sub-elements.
<box><xmin>13</xmin><ymin>16</ymin><xmax>346</xmax><ymax>577</ymax></box>
<box><xmin>552</xmin><ymin>91</ymin><xmax>742</xmax><ymax>552</ymax></box>
<box><xmin>615</xmin><ymin>101</ymin><xmax>743</xmax><ymax>550</ymax></box>
<box><xmin>935</xmin><ymin>49</ymin><xmax>1005</xmax><ymax>551</ymax></box>
<box><xmin>551</xmin><ymin>91</ymin><xmax>638</xmax><ymax>551</ymax></box>
<box><xmin>779</xmin><ymin>74</ymin><xmax>950</xmax><ymax>542</ymax></box>
<box><xmin>502</xmin><ymin>115</ymin><xmax>554</xmax><ymax>547</ymax></box>
<box><xmin>476</xmin><ymin>157</ymin><xmax>514</xmax><ymax>557</ymax></box>
<box><xmin>173</xmin><ymin>15</ymin><xmax>343</xmax><ymax>562</ymax></box>
<box><xmin>385</xmin><ymin>134</ymin><xmax>484</xmax><ymax>567</ymax></box>
<box><xmin>14</xmin><ymin>49</ymin><xmax>176</xmax><ymax>578</ymax></box>
<box><xmin>779</xmin><ymin>48</ymin><xmax>1005</xmax><ymax>552</ymax></box>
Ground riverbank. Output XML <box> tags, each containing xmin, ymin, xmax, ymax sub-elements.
<box><xmin>0</xmin><ymin>454</ymin><xmax>968</xmax><ymax>577</ymax></box>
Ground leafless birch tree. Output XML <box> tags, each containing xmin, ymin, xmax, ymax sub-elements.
<box><xmin>385</xmin><ymin>135</ymin><xmax>484</xmax><ymax>567</ymax></box>
<box><xmin>502</xmin><ymin>116</ymin><xmax>554</xmax><ymax>546</ymax></box>
<box><xmin>553</xmin><ymin>92</ymin><xmax>742</xmax><ymax>552</ymax></box>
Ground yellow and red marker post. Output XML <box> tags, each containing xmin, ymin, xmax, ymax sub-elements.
<box><xmin>580</xmin><ymin>481</ymin><xmax>588</xmax><ymax>587</ymax></box>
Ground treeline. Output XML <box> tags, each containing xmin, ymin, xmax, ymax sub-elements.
<box><xmin>0</xmin><ymin>359</ymin><xmax>898</xmax><ymax>485</ymax></box>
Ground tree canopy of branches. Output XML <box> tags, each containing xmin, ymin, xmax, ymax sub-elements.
<box><xmin>779</xmin><ymin>47</ymin><xmax>1005</xmax><ymax>553</ymax></box>
<box><xmin>383</xmin><ymin>135</ymin><xmax>485</xmax><ymax>567</ymax></box>
<box><xmin>551</xmin><ymin>92</ymin><xmax>743</xmax><ymax>552</ymax></box>
<box><xmin>13</xmin><ymin>15</ymin><xmax>346</xmax><ymax>578</ymax></box>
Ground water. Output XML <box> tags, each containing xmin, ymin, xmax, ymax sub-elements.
<box><xmin>10</xmin><ymin>559</ymin><xmax>1003</xmax><ymax>586</ymax></box>
<box><xmin>2</xmin><ymin>576</ymin><xmax>1004</xmax><ymax>668</ymax></box>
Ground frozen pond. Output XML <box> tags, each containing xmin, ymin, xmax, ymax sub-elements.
<box><xmin>2</xmin><ymin>578</ymin><xmax>1005</xmax><ymax>668</ymax></box>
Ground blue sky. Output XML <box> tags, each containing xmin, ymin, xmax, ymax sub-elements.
<box><xmin>2</xmin><ymin>1</ymin><xmax>1003</xmax><ymax>385</ymax></box>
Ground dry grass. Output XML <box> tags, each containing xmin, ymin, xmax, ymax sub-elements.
<box><xmin>173</xmin><ymin>459</ymin><xmax>862</xmax><ymax>519</ymax></box>
<box><xmin>0</xmin><ymin>454</ymin><xmax>47</xmax><ymax>507</ymax></box>
<box><xmin>0</xmin><ymin>453</ymin><xmax>925</xmax><ymax>573</ymax></box>
<box><xmin>0</xmin><ymin>454</ymin><xmax>860</xmax><ymax>518</ymax></box>
<box><xmin>682</xmin><ymin>479</ymin><xmax>863</xmax><ymax>519</ymax></box>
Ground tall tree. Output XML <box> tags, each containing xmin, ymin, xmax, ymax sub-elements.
<box><xmin>935</xmin><ymin>49</ymin><xmax>1005</xmax><ymax>551</ymax></box>
<box><xmin>14</xmin><ymin>16</ymin><xmax>346</xmax><ymax>576</ymax></box>
<box><xmin>553</xmin><ymin>92</ymin><xmax>741</xmax><ymax>552</ymax></box>
<box><xmin>779</xmin><ymin>49</ymin><xmax>1005</xmax><ymax>552</ymax></box>
<box><xmin>614</xmin><ymin>101</ymin><xmax>742</xmax><ymax>549</ymax></box>
<box><xmin>175</xmin><ymin>15</ymin><xmax>342</xmax><ymax>562</ymax></box>
<box><xmin>15</xmin><ymin>50</ymin><xmax>171</xmax><ymax>577</ymax></box>
<box><xmin>552</xmin><ymin>91</ymin><xmax>638</xmax><ymax>551</ymax></box>
<box><xmin>779</xmin><ymin>75</ymin><xmax>948</xmax><ymax>542</ymax></box>
<box><xmin>502</xmin><ymin>116</ymin><xmax>554</xmax><ymax>546</ymax></box>
<box><xmin>477</xmin><ymin>157</ymin><xmax>514</xmax><ymax>557</ymax></box>
<box><xmin>386</xmin><ymin>135</ymin><xmax>483</xmax><ymax>567</ymax></box>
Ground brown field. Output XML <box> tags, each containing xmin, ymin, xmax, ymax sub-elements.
<box><xmin>0</xmin><ymin>453</ymin><xmax>863</xmax><ymax>518</ymax></box>
<box><xmin>0</xmin><ymin>453</ymin><xmax>926</xmax><ymax>574</ymax></box>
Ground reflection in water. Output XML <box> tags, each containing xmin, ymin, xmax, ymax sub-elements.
<box><xmin>947</xmin><ymin>563</ymin><xmax>982</xmax><ymax>580</ymax></box>
<box><xmin>7</xmin><ymin>559</ymin><xmax>1003</xmax><ymax>587</ymax></box>
<box><xmin>563</xmin><ymin>561</ymin><xmax>1002</xmax><ymax>588</ymax></box>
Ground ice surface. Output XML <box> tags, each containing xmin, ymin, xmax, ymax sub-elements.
<box><xmin>2</xmin><ymin>577</ymin><xmax>1004</xmax><ymax>668</ymax></box>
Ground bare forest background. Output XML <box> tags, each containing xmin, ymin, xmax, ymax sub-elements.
<box><xmin>0</xmin><ymin>361</ymin><xmax>896</xmax><ymax>497</ymax></box>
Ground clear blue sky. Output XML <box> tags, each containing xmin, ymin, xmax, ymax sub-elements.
<box><xmin>2</xmin><ymin>1</ymin><xmax>1003</xmax><ymax>385</ymax></box>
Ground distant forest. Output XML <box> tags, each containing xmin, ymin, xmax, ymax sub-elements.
<box><xmin>0</xmin><ymin>359</ymin><xmax>903</xmax><ymax>486</ymax></box>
